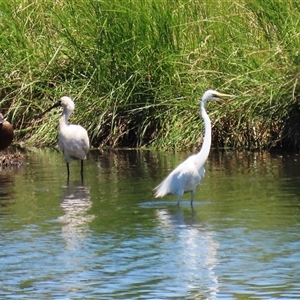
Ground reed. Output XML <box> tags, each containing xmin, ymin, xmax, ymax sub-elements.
<box><xmin>1</xmin><ymin>0</ymin><xmax>300</xmax><ymax>150</ymax></box>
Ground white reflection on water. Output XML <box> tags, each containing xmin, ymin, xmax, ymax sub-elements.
<box><xmin>2</xmin><ymin>150</ymin><xmax>300</xmax><ymax>299</ymax></box>
<box><xmin>155</xmin><ymin>208</ymin><xmax>219</xmax><ymax>299</ymax></box>
<box><xmin>58</xmin><ymin>183</ymin><xmax>95</xmax><ymax>251</ymax></box>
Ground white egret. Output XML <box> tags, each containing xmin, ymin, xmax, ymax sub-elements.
<box><xmin>154</xmin><ymin>90</ymin><xmax>233</xmax><ymax>206</ymax></box>
<box><xmin>41</xmin><ymin>96</ymin><xmax>90</xmax><ymax>181</ymax></box>
<box><xmin>0</xmin><ymin>113</ymin><xmax>14</xmax><ymax>153</ymax></box>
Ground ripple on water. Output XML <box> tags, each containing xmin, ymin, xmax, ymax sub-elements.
<box><xmin>1</xmin><ymin>150</ymin><xmax>300</xmax><ymax>298</ymax></box>
<box><xmin>139</xmin><ymin>199</ymin><xmax>209</xmax><ymax>209</ymax></box>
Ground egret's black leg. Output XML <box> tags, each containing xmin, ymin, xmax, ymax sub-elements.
<box><xmin>66</xmin><ymin>163</ymin><xmax>70</xmax><ymax>181</ymax></box>
<box><xmin>190</xmin><ymin>190</ymin><xmax>195</xmax><ymax>206</ymax></box>
<box><xmin>80</xmin><ymin>160</ymin><xmax>84</xmax><ymax>182</ymax></box>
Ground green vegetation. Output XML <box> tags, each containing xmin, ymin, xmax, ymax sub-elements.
<box><xmin>1</xmin><ymin>0</ymin><xmax>300</xmax><ymax>150</ymax></box>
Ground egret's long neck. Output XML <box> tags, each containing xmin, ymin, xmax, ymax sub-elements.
<box><xmin>195</xmin><ymin>100</ymin><xmax>211</xmax><ymax>168</ymax></box>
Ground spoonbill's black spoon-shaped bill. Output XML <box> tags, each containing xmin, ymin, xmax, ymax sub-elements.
<box><xmin>154</xmin><ymin>90</ymin><xmax>234</xmax><ymax>206</ymax></box>
<box><xmin>41</xmin><ymin>96</ymin><xmax>90</xmax><ymax>181</ymax></box>
<box><xmin>0</xmin><ymin>113</ymin><xmax>14</xmax><ymax>153</ymax></box>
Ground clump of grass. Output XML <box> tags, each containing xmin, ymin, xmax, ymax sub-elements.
<box><xmin>1</xmin><ymin>0</ymin><xmax>300</xmax><ymax>150</ymax></box>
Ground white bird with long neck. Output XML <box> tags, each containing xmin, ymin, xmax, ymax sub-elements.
<box><xmin>41</xmin><ymin>96</ymin><xmax>90</xmax><ymax>181</ymax></box>
<box><xmin>154</xmin><ymin>90</ymin><xmax>233</xmax><ymax>206</ymax></box>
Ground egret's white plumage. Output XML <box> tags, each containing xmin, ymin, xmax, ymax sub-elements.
<box><xmin>154</xmin><ymin>90</ymin><xmax>233</xmax><ymax>206</ymax></box>
<box><xmin>41</xmin><ymin>96</ymin><xmax>89</xmax><ymax>180</ymax></box>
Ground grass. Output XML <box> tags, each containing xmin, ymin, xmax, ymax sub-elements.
<box><xmin>1</xmin><ymin>0</ymin><xmax>300</xmax><ymax>150</ymax></box>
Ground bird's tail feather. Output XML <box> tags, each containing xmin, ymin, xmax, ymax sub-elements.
<box><xmin>154</xmin><ymin>177</ymin><xmax>172</xmax><ymax>198</ymax></box>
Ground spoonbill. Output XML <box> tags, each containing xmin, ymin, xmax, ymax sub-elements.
<box><xmin>0</xmin><ymin>113</ymin><xmax>14</xmax><ymax>153</ymax></box>
<box><xmin>41</xmin><ymin>96</ymin><xmax>90</xmax><ymax>181</ymax></box>
<box><xmin>154</xmin><ymin>89</ymin><xmax>234</xmax><ymax>206</ymax></box>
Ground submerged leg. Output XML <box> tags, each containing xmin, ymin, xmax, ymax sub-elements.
<box><xmin>190</xmin><ymin>190</ymin><xmax>196</xmax><ymax>206</ymax></box>
<box><xmin>80</xmin><ymin>160</ymin><xmax>84</xmax><ymax>182</ymax></box>
<box><xmin>66</xmin><ymin>163</ymin><xmax>70</xmax><ymax>181</ymax></box>
<box><xmin>177</xmin><ymin>190</ymin><xmax>184</xmax><ymax>206</ymax></box>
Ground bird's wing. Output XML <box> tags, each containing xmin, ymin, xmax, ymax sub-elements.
<box><xmin>177</xmin><ymin>157</ymin><xmax>204</xmax><ymax>191</ymax></box>
<box><xmin>58</xmin><ymin>125</ymin><xmax>90</xmax><ymax>160</ymax></box>
<box><xmin>154</xmin><ymin>156</ymin><xmax>201</xmax><ymax>197</ymax></box>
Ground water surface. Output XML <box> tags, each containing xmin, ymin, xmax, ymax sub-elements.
<box><xmin>0</xmin><ymin>149</ymin><xmax>300</xmax><ymax>299</ymax></box>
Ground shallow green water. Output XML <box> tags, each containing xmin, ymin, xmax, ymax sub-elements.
<box><xmin>0</xmin><ymin>149</ymin><xmax>300</xmax><ymax>299</ymax></box>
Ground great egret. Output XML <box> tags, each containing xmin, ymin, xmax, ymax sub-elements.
<box><xmin>41</xmin><ymin>96</ymin><xmax>90</xmax><ymax>181</ymax></box>
<box><xmin>0</xmin><ymin>113</ymin><xmax>14</xmax><ymax>153</ymax></box>
<box><xmin>154</xmin><ymin>89</ymin><xmax>233</xmax><ymax>206</ymax></box>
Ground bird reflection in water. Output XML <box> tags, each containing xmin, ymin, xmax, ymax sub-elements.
<box><xmin>155</xmin><ymin>208</ymin><xmax>219</xmax><ymax>298</ymax></box>
<box><xmin>58</xmin><ymin>182</ymin><xmax>95</xmax><ymax>251</ymax></box>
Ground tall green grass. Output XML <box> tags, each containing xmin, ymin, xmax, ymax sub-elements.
<box><xmin>1</xmin><ymin>0</ymin><xmax>300</xmax><ymax>150</ymax></box>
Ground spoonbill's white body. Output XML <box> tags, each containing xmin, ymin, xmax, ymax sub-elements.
<box><xmin>42</xmin><ymin>96</ymin><xmax>89</xmax><ymax>180</ymax></box>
